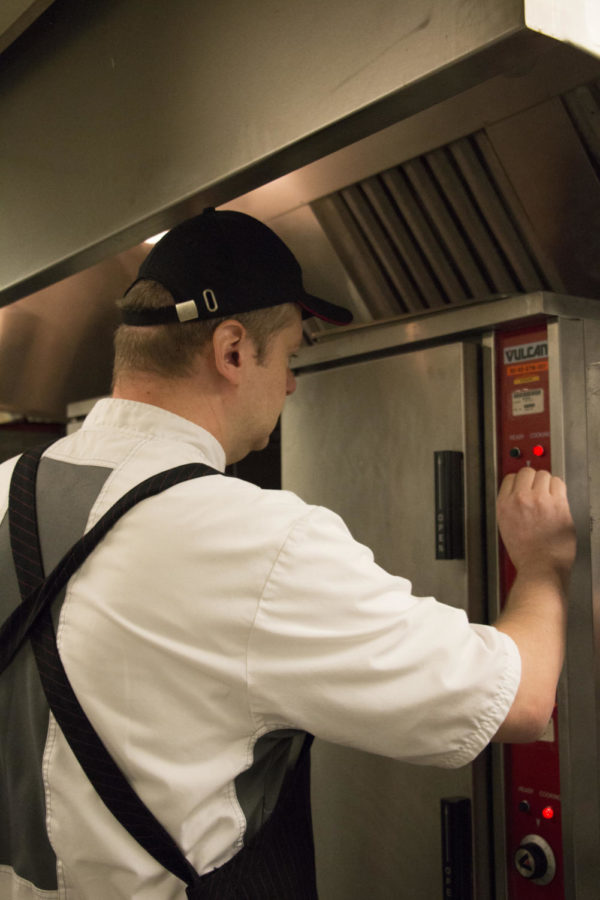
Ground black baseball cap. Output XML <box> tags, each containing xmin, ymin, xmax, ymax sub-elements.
<box><xmin>122</xmin><ymin>208</ymin><xmax>353</xmax><ymax>327</ymax></box>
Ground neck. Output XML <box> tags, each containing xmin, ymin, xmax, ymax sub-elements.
<box><xmin>112</xmin><ymin>371</ymin><xmax>230</xmax><ymax>454</ymax></box>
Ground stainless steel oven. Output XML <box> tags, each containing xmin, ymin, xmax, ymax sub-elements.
<box><xmin>281</xmin><ymin>292</ymin><xmax>600</xmax><ymax>900</ymax></box>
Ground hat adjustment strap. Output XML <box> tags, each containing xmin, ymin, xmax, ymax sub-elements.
<box><xmin>175</xmin><ymin>300</ymin><xmax>201</xmax><ymax>322</ymax></box>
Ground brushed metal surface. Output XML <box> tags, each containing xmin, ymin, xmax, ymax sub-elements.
<box><xmin>486</xmin><ymin>97</ymin><xmax>600</xmax><ymax>299</ymax></box>
<box><xmin>284</xmin><ymin>306</ymin><xmax>600</xmax><ymax>900</ymax></box>
<box><xmin>0</xmin><ymin>0</ymin><xmax>566</xmax><ymax>303</ymax></box>
<box><xmin>0</xmin><ymin>0</ymin><xmax>54</xmax><ymax>54</ymax></box>
<box><xmin>0</xmin><ymin>246</ymin><xmax>145</xmax><ymax>419</ymax></box>
<box><xmin>292</xmin><ymin>293</ymin><xmax>600</xmax><ymax>371</ymax></box>
<box><xmin>525</xmin><ymin>0</ymin><xmax>600</xmax><ymax>58</ymax></box>
<box><xmin>282</xmin><ymin>342</ymin><xmax>484</xmax><ymax>898</ymax></box>
<box><xmin>283</xmin><ymin>345</ymin><xmax>476</xmax><ymax>601</ymax></box>
<box><xmin>550</xmin><ymin>318</ymin><xmax>600</xmax><ymax>898</ymax></box>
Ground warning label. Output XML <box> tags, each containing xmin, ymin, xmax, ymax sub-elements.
<box><xmin>512</xmin><ymin>388</ymin><xmax>544</xmax><ymax>417</ymax></box>
<box><xmin>507</xmin><ymin>360</ymin><xmax>548</xmax><ymax>377</ymax></box>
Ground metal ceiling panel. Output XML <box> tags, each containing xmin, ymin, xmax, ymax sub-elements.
<box><xmin>0</xmin><ymin>0</ymin><xmax>589</xmax><ymax>305</ymax></box>
<box><xmin>0</xmin><ymin>0</ymin><xmax>54</xmax><ymax>55</ymax></box>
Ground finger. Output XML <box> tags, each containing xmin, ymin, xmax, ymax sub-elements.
<box><xmin>549</xmin><ymin>474</ymin><xmax>567</xmax><ymax>498</ymax></box>
<box><xmin>512</xmin><ymin>466</ymin><xmax>536</xmax><ymax>490</ymax></box>
<box><xmin>498</xmin><ymin>472</ymin><xmax>516</xmax><ymax>499</ymax></box>
<box><xmin>531</xmin><ymin>469</ymin><xmax>551</xmax><ymax>491</ymax></box>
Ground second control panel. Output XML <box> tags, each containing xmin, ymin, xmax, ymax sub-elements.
<box><xmin>496</xmin><ymin>324</ymin><xmax>563</xmax><ymax>899</ymax></box>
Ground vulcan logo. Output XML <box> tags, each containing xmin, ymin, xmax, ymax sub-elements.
<box><xmin>504</xmin><ymin>341</ymin><xmax>548</xmax><ymax>365</ymax></box>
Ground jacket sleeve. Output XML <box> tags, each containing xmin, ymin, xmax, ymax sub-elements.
<box><xmin>246</xmin><ymin>504</ymin><xmax>521</xmax><ymax>768</ymax></box>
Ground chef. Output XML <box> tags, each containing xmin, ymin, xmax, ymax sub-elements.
<box><xmin>0</xmin><ymin>208</ymin><xmax>575</xmax><ymax>899</ymax></box>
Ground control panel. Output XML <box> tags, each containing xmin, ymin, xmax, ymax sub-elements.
<box><xmin>496</xmin><ymin>324</ymin><xmax>563</xmax><ymax>898</ymax></box>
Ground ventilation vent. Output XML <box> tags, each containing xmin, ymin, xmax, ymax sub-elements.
<box><xmin>311</xmin><ymin>132</ymin><xmax>556</xmax><ymax>318</ymax></box>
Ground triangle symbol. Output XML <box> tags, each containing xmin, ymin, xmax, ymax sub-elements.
<box><xmin>518</xmin><ymin>853</ymin><xmax>533</xmax><ymax>872</ymax></box>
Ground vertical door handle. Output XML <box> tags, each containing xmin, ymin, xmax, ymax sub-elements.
<box><xmin>441</xmin><ymin>796</ymin><xmax>473</xmax><ymax>899</ymax></box>
<box><xmin>434</xmin><ymin>451</ymin><xmax>465</xmax><ymax>559</ymax></box>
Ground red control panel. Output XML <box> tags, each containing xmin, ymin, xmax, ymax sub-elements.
<box><xmin>496</xmin><ymin>324</ymin><xmax>563</xmax><ymax>898</ymax></box>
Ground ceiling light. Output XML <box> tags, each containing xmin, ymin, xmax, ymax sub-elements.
<box><xmin>144</xmin><ymin>231</ymin><xmax>167</xmax><ymax>245</ymax></box>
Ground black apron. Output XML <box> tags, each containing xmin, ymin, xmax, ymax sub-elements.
<box><xmin>0</xmin><ymin>443</ymin><xmax>317</xmax><ymax>899</ymax></box>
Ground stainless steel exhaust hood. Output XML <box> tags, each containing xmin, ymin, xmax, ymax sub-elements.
<box><xmin>2</xmin><ymin>0</ymin><xmax>600</xmax><ymax>303</ymax></box>
<box><xmin>0</xmin><ymin>0</ymin><xmax>55</xmax><ymax>55</ymax></box>
<box><xmin>0</xmin><ymin>0</ymin><xmax>599</xmax><ymax>417</ymax></box>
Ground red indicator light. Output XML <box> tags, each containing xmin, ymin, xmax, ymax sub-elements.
<box><xmin>542</xmin><ymin>806</ymin><xmax>554</xmax><ymax>820</ymax></box>
<box><xmin>532</xmin><ymin>445</ymin><xmax>545</xmax><ymax>457</ymax></box>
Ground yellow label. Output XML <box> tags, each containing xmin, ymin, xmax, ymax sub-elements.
<box><xmin>514</xmin><ymin>375</ymin><xmax>541</xmax><ymax>386</ymax></box>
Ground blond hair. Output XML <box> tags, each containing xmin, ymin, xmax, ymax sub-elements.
<box><xmin>113</xmin><ymin>280</ymin><xmax>297</xmax><ymax>380</ymax></box>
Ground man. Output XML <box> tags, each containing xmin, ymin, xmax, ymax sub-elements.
<box><xmin>0</xmin><ymin>208</ymin><xmax>575</xmax><ymax>899</ymax></box>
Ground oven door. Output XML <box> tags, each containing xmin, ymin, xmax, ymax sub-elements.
<box><xmin>281</xmin><ymin>339</ymin><xmax>489</xmax><ymax>899</ymax></box>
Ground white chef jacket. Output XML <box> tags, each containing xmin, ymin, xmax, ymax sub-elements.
<box><xmin>0</xmin><ymin>398</ymin><xmax>520</xmax><ymax>899</ymax></box>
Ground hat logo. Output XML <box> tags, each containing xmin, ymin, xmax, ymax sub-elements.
<box><xmin>203</xmin><ymin>289</ymin><xmax>218</xmax><ymax>313</ymax></box>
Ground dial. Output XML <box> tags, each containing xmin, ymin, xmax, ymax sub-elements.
<box><xmin>514</xmin><ymin>834</ymin><xmax>556</xmax><ymax>885</ymax></box>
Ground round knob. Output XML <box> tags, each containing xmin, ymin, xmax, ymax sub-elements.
<box><xmin>514</xmin><ymin>834</ymin><xmax>556</xmax><ymax>886</ymax></box>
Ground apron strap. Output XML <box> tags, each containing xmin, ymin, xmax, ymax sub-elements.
<box><xmin>6</xmin><ymin>443</ymin><xmax>219</xmax><ymax>894</ymax></box>
<box><xmin>1</xmin><ymin>449</ymin><xmax>219</xmax><ymax>673</ymax></box>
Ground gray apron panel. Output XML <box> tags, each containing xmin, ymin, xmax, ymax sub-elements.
<box><xmin>0</xmin><ymin>456</ymin><xmax>111</xmax><ymax>888</ymax></box>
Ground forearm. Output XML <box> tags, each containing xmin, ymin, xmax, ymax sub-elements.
<box><xmin>492</xmin><ymin>567</ymin><xmax>568</xmax><ymax>742</ymax></box>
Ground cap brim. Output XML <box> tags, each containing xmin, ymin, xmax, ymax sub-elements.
<box><xmin>298</xmin><ymin>293</ymin><xmax>353</xmax><ymax>326</ymax></box>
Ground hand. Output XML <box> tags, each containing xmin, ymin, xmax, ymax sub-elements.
<box><xmin>496</xmin><ymin>468</ymin><xmax>576</xmax><ymax>581</ymax></box>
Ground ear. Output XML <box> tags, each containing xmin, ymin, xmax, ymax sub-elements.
<box><xmin>211</xmin><ymin>320</ymin><xmax>251</xmax><ymax>385</ymax></box>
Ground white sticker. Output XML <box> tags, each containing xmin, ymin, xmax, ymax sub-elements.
<box><xmin>512</xmin><ymin>388</ymin><xmax>544</xmax><ymax>416</ymax></box>
<box><xmin>504</xmin><ymin>340</ymin><xmax>548</xmax><ymax>364</ymax></box>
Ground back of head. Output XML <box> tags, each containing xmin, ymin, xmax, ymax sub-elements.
<box><xmin>114</xmin><ymin>283</ymin><xmax>297</xmax><ymax>380</ymax></box>
<box><xmin>114</xmin><ymin>208</ymin><xmax>352</xmax><ymax>382</ymax></box>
